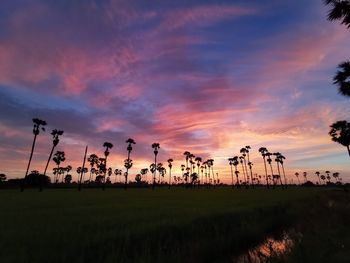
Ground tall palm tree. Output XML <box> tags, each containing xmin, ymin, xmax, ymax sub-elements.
<box><xmin>232</xmin><ymin>156</ymin><xmax>240</xmax><ymax>187</ymax></box>
<box><xmin>207</xmin><ymin>159</ymin><xmax>214</xmax><ymax>187</ymax></box>
<box><xmin>315</xmin><ymin>171</ymin><xmax>321</xmax><ymax>185</ymax></box>
<box><xmin>245</xmin><ymin>146</ymin><xmax>254</xmax><ymax>187</ymax></box>
<box><xmin>43</xmin><ymin>129</ymin><xmax>64</xmax><ymax>176</ymax></box>
<box><xmin>195</xmin><ymin>157</ymin><xmax>202</xmax><ymax>185</ymax></box>
<box><xmin>202</xmin><ymin>161</ymin><xmax>208</xmax><ymax>185</ymax></box>
<box><xmin>53</xmin><ymin>151</ymin><xmax>65</xmax><ymax>183</ymax></box>
<box><xmin>189</xmin><ymin>153</ymin><xmax>195</xmax><ymax>175</ymax></box>
<box><xmin>324</xmin><ymin>0</ymin><xmax>350</xmax><ymax>28</ymax></box>
<box><xmin>25</xmin><ymin>118</ymin><xmax>47</xmax><ymax>180</ymax></box>
<box><xmin>274</xmin><ymin>152</ymin><xmax>285</xmax><ymax>188</ymax></box>
<box><xmin>265</xmin><ymin>152</ymin><xmax>275</xmax><ymax>188</ymax></box>
<box><xmin>258</xmin><ymin>147</ymin><xmax>270</xmax><ymax>188</ymax></box>
<box><xmin>183</xmin><ymin>151</ymin><xmax>191</xmax><ymax>172</ymax></box>
<box><xmin>124</xmin><ymin>138</ymin><xmax>136</xmax><ymax>190</ymax></box>
<box><xmin>102</xmin><ymin>142</ymin><xmax>113</xmax><ymax>190</ymax></box>
<box><xmin>228</xmin><ymin>158</ymin><xmax>235</xmax><ymax>188</ymax></box>
<box><xmin>294</xmin><ymin>172</ymin><xmax>300</xmax><ymax>185</ymax></box>
<box><xmin>239</xmin><ymin>156</ymin><xmax>247</xmax><ymax>186</ymax></box>
<box><xmin>240</xmin><ymin>148</ymin><xmax>250</xmax><ymax>186</ymax></box>
<box><xmin>157</xmin><ymin>163</ymin><xmax>166</xmax><ymax>183</ymax></box>
<box><xmin>181</xmin><ymin>164</ymin><xmax>185</xmax><ymax>182</ymax></box>
<box><xmin>329</xmin><ymin>120</ymin><xmax>350</xmax><ymax>156</ymax></box>
<box><xmin>151</xmin><ymin>143</ymin><xmax>160</xmax><ymax>189</ymax></box>
<box><xmin>167</xmin><ymin>158</ymin><xmax>173</xmax><ymax>189</ymax></box>
<box><xmin>87</xmin><ymin>154</ymin><xmax>99</xmax><ymax>183</ymax></box>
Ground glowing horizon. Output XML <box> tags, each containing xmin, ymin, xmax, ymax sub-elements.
<box><xmin>0</xmin><ymin>0</ymin><xmax>349</xmax><ymax>184</ymax></box>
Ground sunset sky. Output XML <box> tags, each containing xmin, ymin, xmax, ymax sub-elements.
<box><xmin>0</xmin><ymin>0</ymin><xmax>349</xmax><ymax>183</ymax></box>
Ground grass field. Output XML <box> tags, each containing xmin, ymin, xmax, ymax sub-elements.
<box><xmin>0</xmin><ymin>187</ymin><xmax>348</xmax><ymax>262</ymax></box>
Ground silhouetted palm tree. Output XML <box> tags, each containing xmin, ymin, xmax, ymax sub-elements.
<box><xmin>181</xmin><ymin>164</ymin><xmax>185</xmax><ymax>183</ymax></box>
<box><xmin>295</xmin><ymin>172</ymin><xmax>300</xmax><ymax>185</ymax></box>
<box><xmin>140</xmin><ymin>168</ymin><xmax>149</xmax><ymax>184</ymax></box>
<box><xmin>183</xmin><ymin>151</ymin><xmax>191</xmax><ymax>172</ymax></box>
<box><xmin>167</xmin><ymin>158</ymin><xmax>173</xmax><ymax>188</ymax></box>
<box><xmin>324</xmin><ymin>0</ymin><xmax>350</xmax><ymax>28</ymax></box>
<box><xmin>274</xmin><ymin>152</ymin><xmax>285</xmax><ymax>188</ymax></box>
<box><xmin>102</xmin><ymin>142</ymin><xmax>113</xmax><ymax>190</ymax></box>
<box><xmin>228</xmin><ymin>157</ymin><xmax>235</xmax><ymax>188</ymax></box>
<box><xmin>124</xmin><ymin>138</ymin><xmax>136</xmax><ymax>189</ymax></box>
<box><xmin>87</xmin><ymin>154</ymin><xmax>99</xmax><ymax>183</ymax></box>
<box><xmin>258</xmin><ymin>147</ymin><xmax>270</xmax><ymax>188</ymax></box>
<box><xmin>203</xmin><ymin>161</ymin><xmax>208</xmax><ymax>185</ymax></box>
<box><xmin>329</xmin><ymin>120</ymin><xmax>350</xmax><ymax>156</ymax></box>
<box><xmin>77</xmin><ymin>166</ymin><xmax>88</xmax><ymax>183</ymax></box>
<box><xmin>151</xmin><ymin>143</ymin><xmax>160</xmax><ymax>189</ymax></box>
<box><xmin>207</xmin><ymin>159</ymin><xmax>214</xmax><ymax>187</ymax></box>
<box><xmin>232</xmin><ymin>156</ymin><xmax>240</xmax><ymax>187</ymax></box>
<box><xmin>265</xmin><ymin>152</ymin><xmax>275</xmax><ymax>188</ymax></box>
<box><xmin>43</xmin><ymin>129</ymin><xmax>64</xmax><ymax>177</ymax></box>
<box><xmin>320</xmin><ymin>174</ymin><xmax>326</xmax><ymax>184</ymax></box>
<box><xmin>332</xmin><ymin>172</ymin><xmax>340</xmax><ymax>182</ymax></box>
<box><xmin>332</xmin><ymin>61</ymin><xmax>350</xmax><ymax>97</ymax></box>
<box><xmin>189</xmin><ymin>153</ymin><xmax>195</xmax><ymax>175</ymax></box>
<box><xmin>239</xmin><ymin>156</ymin><xmax>247</xmax><ymax>186</ymax></box>
<box><xmin>240</xmin><ymin>148</ymin><xmax>250</xmax><ymax>186</ymax></box>
<box><xmin>303</xmin><ymin>172</ymin><xmax>308</xmax><ymax>183</ymax></box>
<box><xmin>24</xmin><ymin>118</ymin><xmax>47</xmax><ymax>182</ymax></box>
<box><xmin>53</xmin><ymin>151</ymin><xmax>65</xmax><ymax>183</ymax></box>
<box><xmin>114</xmin><ymin>169</ymin><xmax>122</xmax><ymax>183</ymax></box>
<box><xmin>157</xmin><ymin>163</ymin><xmax>166</xmax><ymax>184</ymax></box>
<box><xmin>195</xmin><ymin>157</ymin><xmax>202</xmax><ymax>185</ymax></box>
<box><xmin>315</xmin><ymin>171</ymin><xmax>321</xmax><ymax>184</ymax></box>
<box><xmin>245</xmin><ymin>146</ymin><xmax>254</xmax><ymax>187</ymax></box>
<box><xmin>63</xmin><ymin>165</ymin><xmax>72</xmax><ymax>183</ymax></box>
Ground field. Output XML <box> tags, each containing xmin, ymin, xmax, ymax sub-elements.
<box><xmin>0</xmin><ymin>187</ymin><xmax>349</xmax><ymax>263</ymax></box>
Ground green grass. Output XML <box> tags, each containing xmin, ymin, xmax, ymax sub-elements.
<box><xmin>0</xmin><ymin>187</ymin><xmax>347</xmax><ymax>262</ymax></box>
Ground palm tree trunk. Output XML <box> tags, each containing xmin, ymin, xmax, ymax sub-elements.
<box><xmin>24</xmin><ymin>134</ymin><xmax>38</xmax><ymax>178</ymax></box>
<box><xmin>168</xmin><ymin>167</ymin><xmax>171</xmax><ymax>189</ymax></box>
<box><xmin>276</xmin><ymin>162</ymin><xmax>283</xmax><ymax>188</ymax></box>
<box><xmin>152</xmin><ymin>155</ymin><xmax>157</xmax><ymax>190</ymax></box>
<box><xmin>281</xmin><ymin>164</ymin><xmax>287</xmax><ymax>188</ymax></box>
<box><xmin>79</xmin><ymin>146</ymin><xmax>88</xmax><ymax>191</ymax></box>
<box><xmin>230</xmin><ymin>164</ymin><xmax>234</xmax><ymax>189</ymax></box>
<box><xmin>43</xmin><ymin>144</ymin><xmax>55</xmax><ymax>177</ymax></box>
<box><xmin>243</xmin><ymin>159</ymin><xmax>249</xmax><ymax>187</ymax></box>
<box><xmin>241</xmin><ymin>163</ymin><xmax>247</xmax><ymax>186</ymax></box>
<box><xmin>262</xmin><ymin>157</ymin><xmax>269</xmax><ymax>188</ymax></box>
<box><xmin>269</xmin><ymin>163</ymin><xmax>275</xmax><ymax>189</ymax></box>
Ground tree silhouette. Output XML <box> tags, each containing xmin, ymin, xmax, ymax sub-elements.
<box><xmin>265</xmin><ymin>152</ymin><xmax>275</xmax><ymax>188</ymax></box>
<box><xmin>102</xmin><ymin>142</ymin><xmax>113</xmax><ymax>190</ymax></box>
<box><xmin>324</xmin><ymin>0</ymin><xmax>350</xmax><ymax>28</ymax></box>
<box><xmin>329</xmin><ymin>120</ymin><xmax>350</xmax><ymax>156</ymax></box>
<box><xmin>239</xmin><ymin>156</ymin><xmax>247</xmax><ymax>187</ymax></box>
<box><xmin>140</xmin><ymin>168</ymin><xmax>149</xmax><ymax>184</ymax></box>
<box><xmin>0</xmin><ymin>173</ymin><xmax>6</xmax><ymax>183</ymax></box>
<box><xmin>87</xmin><ymin>154</ymin><xmax>99</xmax><ymax>183</ymax></box>
<box><xmin>320</xmin><ymin>174</ymin><xmax>326</xmax><ymax>185</ymax></box>
<box><xmin>167</xmin><ymin>158</ymin><xmax>173</xmax><ymax>189</ymax></box>
<box><xmin>232</xmin><ymin>156</ymin><xmax>240</xmax><ymax>187</ymax></box>
<box><xmin>124</xmin><ymin>138</ymin><xmax>136</xmax><ymax>189</ymax></box>
<box><xmin>240</xmin><ymin>148</ymin><xmax>250</xmax><ymax>187</ymax></box>
<box><xmin>315</xmin><ymin>171</ymin><xmax>321</xmax><ymax>184</ymax></box>
<box><xmin>228</xmin><ymin>158</ymin><xmax>235</xmax><ymax>188</ymax></box>
<box><xmin>53</xmin><ymin>151</ymin><xmax>65</xmax><ymax>183</ymax></box>
<box><xmin>183</xmin><ymin>151</ymin><xmax>191</xmax><ymax>175</ymax></box>
<box><xmin>303</xmin><ymin>172</ymin><xmax>308</xmax><ymax>183</ymax></box>
<box><xmin>258</xmin><ymin>147</ymin><xmax>270</xmax><ymax>188</ymax></box>
<box><xmin>274</xmin><ymin>152</ymin><xmax>285</xmax><ymax>188</ymax></box>
<box><xmin>294</xmin><ymin>172</ymin><xmax>300</xmax><ymax>185</ymax></box>
<box><xmin>195</xmin><ymin>157</ymin><xmax>202</xmax><ymax>186</ymax></box>
<box><xmin>114</xmin><ymin>169</ymin><xmax>123</xmax><ymax>183</ymax></box>
<box><xmin>77</xmin><ymin>166</ymin><xmax>88</xmax><ymax>183</ymax></box>
<box><xmin>151</xmin><ymin>143</ymin><xmax>160</xmax><ymax>189</ymax></box>
<box><xmin>43</xmin><ymin>129</ymin><xmax>64</xmax><ymax>177</ymax></box>
<box><xmin>24</xmin><ymin>118</ymin><xmax>47</xmax><ymax>191</ymax></box>
<box><xmin>332</xmin><ymin>172</ymin><xmax>340</xmax><ymax>182</ymax></box>
<box><xmin>64</xmin><ymin>174</ymin><xmax>72</xmax><ymax>184</ymax></box>
<box><xmin>245</xmin><ymin>146</ymin><xmax>254</xmax><ymax>188</ymax></box>
<box><xmin>332</xmin><ymin>61</ymin><xmax>350</xmax><ymax>97</ymax></box>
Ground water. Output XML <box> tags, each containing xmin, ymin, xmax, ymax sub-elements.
<box><xmin>236</xmin><ymin>230</ymin><xmax>302</xmax><ymax>263</ymax></box>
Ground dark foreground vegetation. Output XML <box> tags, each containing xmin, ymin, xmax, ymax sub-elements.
<box><xmin>0</xmin><ymin>187</ymin><xmax>348</xmax><ymax>263</ymax></box>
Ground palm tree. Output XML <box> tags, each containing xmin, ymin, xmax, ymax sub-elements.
<box><xmin>124</xmin><ymin>138</ymin><xmax>136</xmax><ymax>189</ymax></box>
<box><xmin>228</xmin><ymin>158</ymin><xmax>235</xmax><ymax>188</ymax></box>
<box><xmin>295</xmin><ymin>172</ymin><xmax>300</xmax><ymax>185</ymax></box>
<box><xmin>183</xmin><ymin>151</ymin><xmax>191</xmax><ymax>172</ymax></box>
<box><xmin>332</xmin><ymin>61</ymin><xmax>350</xmax><ymax>97</ymax></box>
<box><xmin>151</xmin><ymin>143</ymin><xmax>160</xmax><ymax>189</ymax></box>
<box><xmin>114</xmin><ymin>169</ymin><xmax>122</xmax><ymax>183</ymax></box>
<box><xmin>24</xmin><ymin>118</ymin><xmax>47</xmax><ymax>181</ymax></box>
<box><xmin>207</xmin><ymin>159</ymin><xmax>214</xmax><ymax>187</ymax></box>
<box><xmin>240</xmin><ymin>148</ymin><xmax>250</xmax><ymax>186</ymax></box>
<box><xmin>245</xmin><ymin>146</ymin><xmax>254</xmax><ymax>187</ymax></box>
<box><xmin>167</xmin><ymin>158</ymin><xmax>173</xmax><ymax>189</ymax></box>
<box><xmin>140</xmin><ymin>168</ymin><xmax>149</xmax><ymax>184</ymax></box>
<box><xmin>64</xmin><ymin>165</ymin><xmax>72</xmax><ymax>183</ymax></box>
<box><xmin>258</xmin><ymin>147</ymin><xmax>270</xmax><ymax>188</ymax></box>
<box><xmin>325</xmin><ymin>170</ymin><xmax>331</xmax><ymax>182</ymax></box>
<box><xmin>195</xmin><ymin>157</ymin><xmax>202</xmax><ymax>185</ymax></box>
<box><xmin>43</xmin><ymin>129</ymin><xmax>64</xmax><ymax>176</ymax></box>
<box><xmin>265</xmin><ymin>152</ymin><xmax>275</xmax><ymax>188</ymax></box>
<box><xmin>53</xmin><ymin>151</ymin><xmax>65</xmax><ymax>183</ymax></box>
<box><xmin>320</xmin><ymin>174</ymin><xmax>326</xmax><ymax>185</ymax></box>
<box><xmin>102</xmin><ymin>142</ymin><xmax>113</xmax><ymax>190</ymax></box>
<box><xmin>202</xmin><ymin>161</ymin><xmax>208</xmax><ymax>185</ymax></box>
<box><xmin>232</xmin><ymin>156</ymin><xmax>240</xmax><ymax>187</ymax></box>
<box><xmin>239</xmin><ymin>156</ymin><xmax>247</xmax><ymax>186</ymax></box>
<box><xmin>189</xmin><ymin>153</ymin><xmax>195</xmax><ymax>175</ymax></box>
<box><xmin>157</xmin><ymin>163</ymin><xmax>166</xmax><ymax>184</ymax></box>
<box><xmin>324</xmin><ymin>0</ymin><xmax>350</xmax><ymax>28</ymax></box>
<box><xmin>273</xmin><ymin>152</ymin><xmax>284</xmax><ymax>188</ymax></box>
<box><xmin>181</xmin><ymin>164</ymin><xmax>185</xmax><ymax>182</ymax></box>
<box><xmin>332</xmin><ymin>172</ymin><xmax>340</xmax><ymax>182</ymax></box>
<box><xmin>76</xmin><ymin>167</ymin><xmax>88</xmax><ymax>183</ymax></box>
<box><xmin>329</xmin><ymin>120</ymin><xmax>350</xmax><ymax>156</ymax></box>
<box><xmin>303</xmin><ymin>172</ymin><xmax>308</xmax><ymax>183</ymax></box>
<box><xmin>87</xmin><ymin>154</ymin><xmax>99</xmax><ymax>183</ymax></box>
<box><xmin>315</xmin><ymin>171</ymin><xmax>321</xmax><ymax>185</ymax></box>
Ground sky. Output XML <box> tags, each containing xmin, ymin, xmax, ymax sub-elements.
<box><xmin>0</xmin><ymin>0</ymin><xmax>349</xmax><ymax>184</ymax></box>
